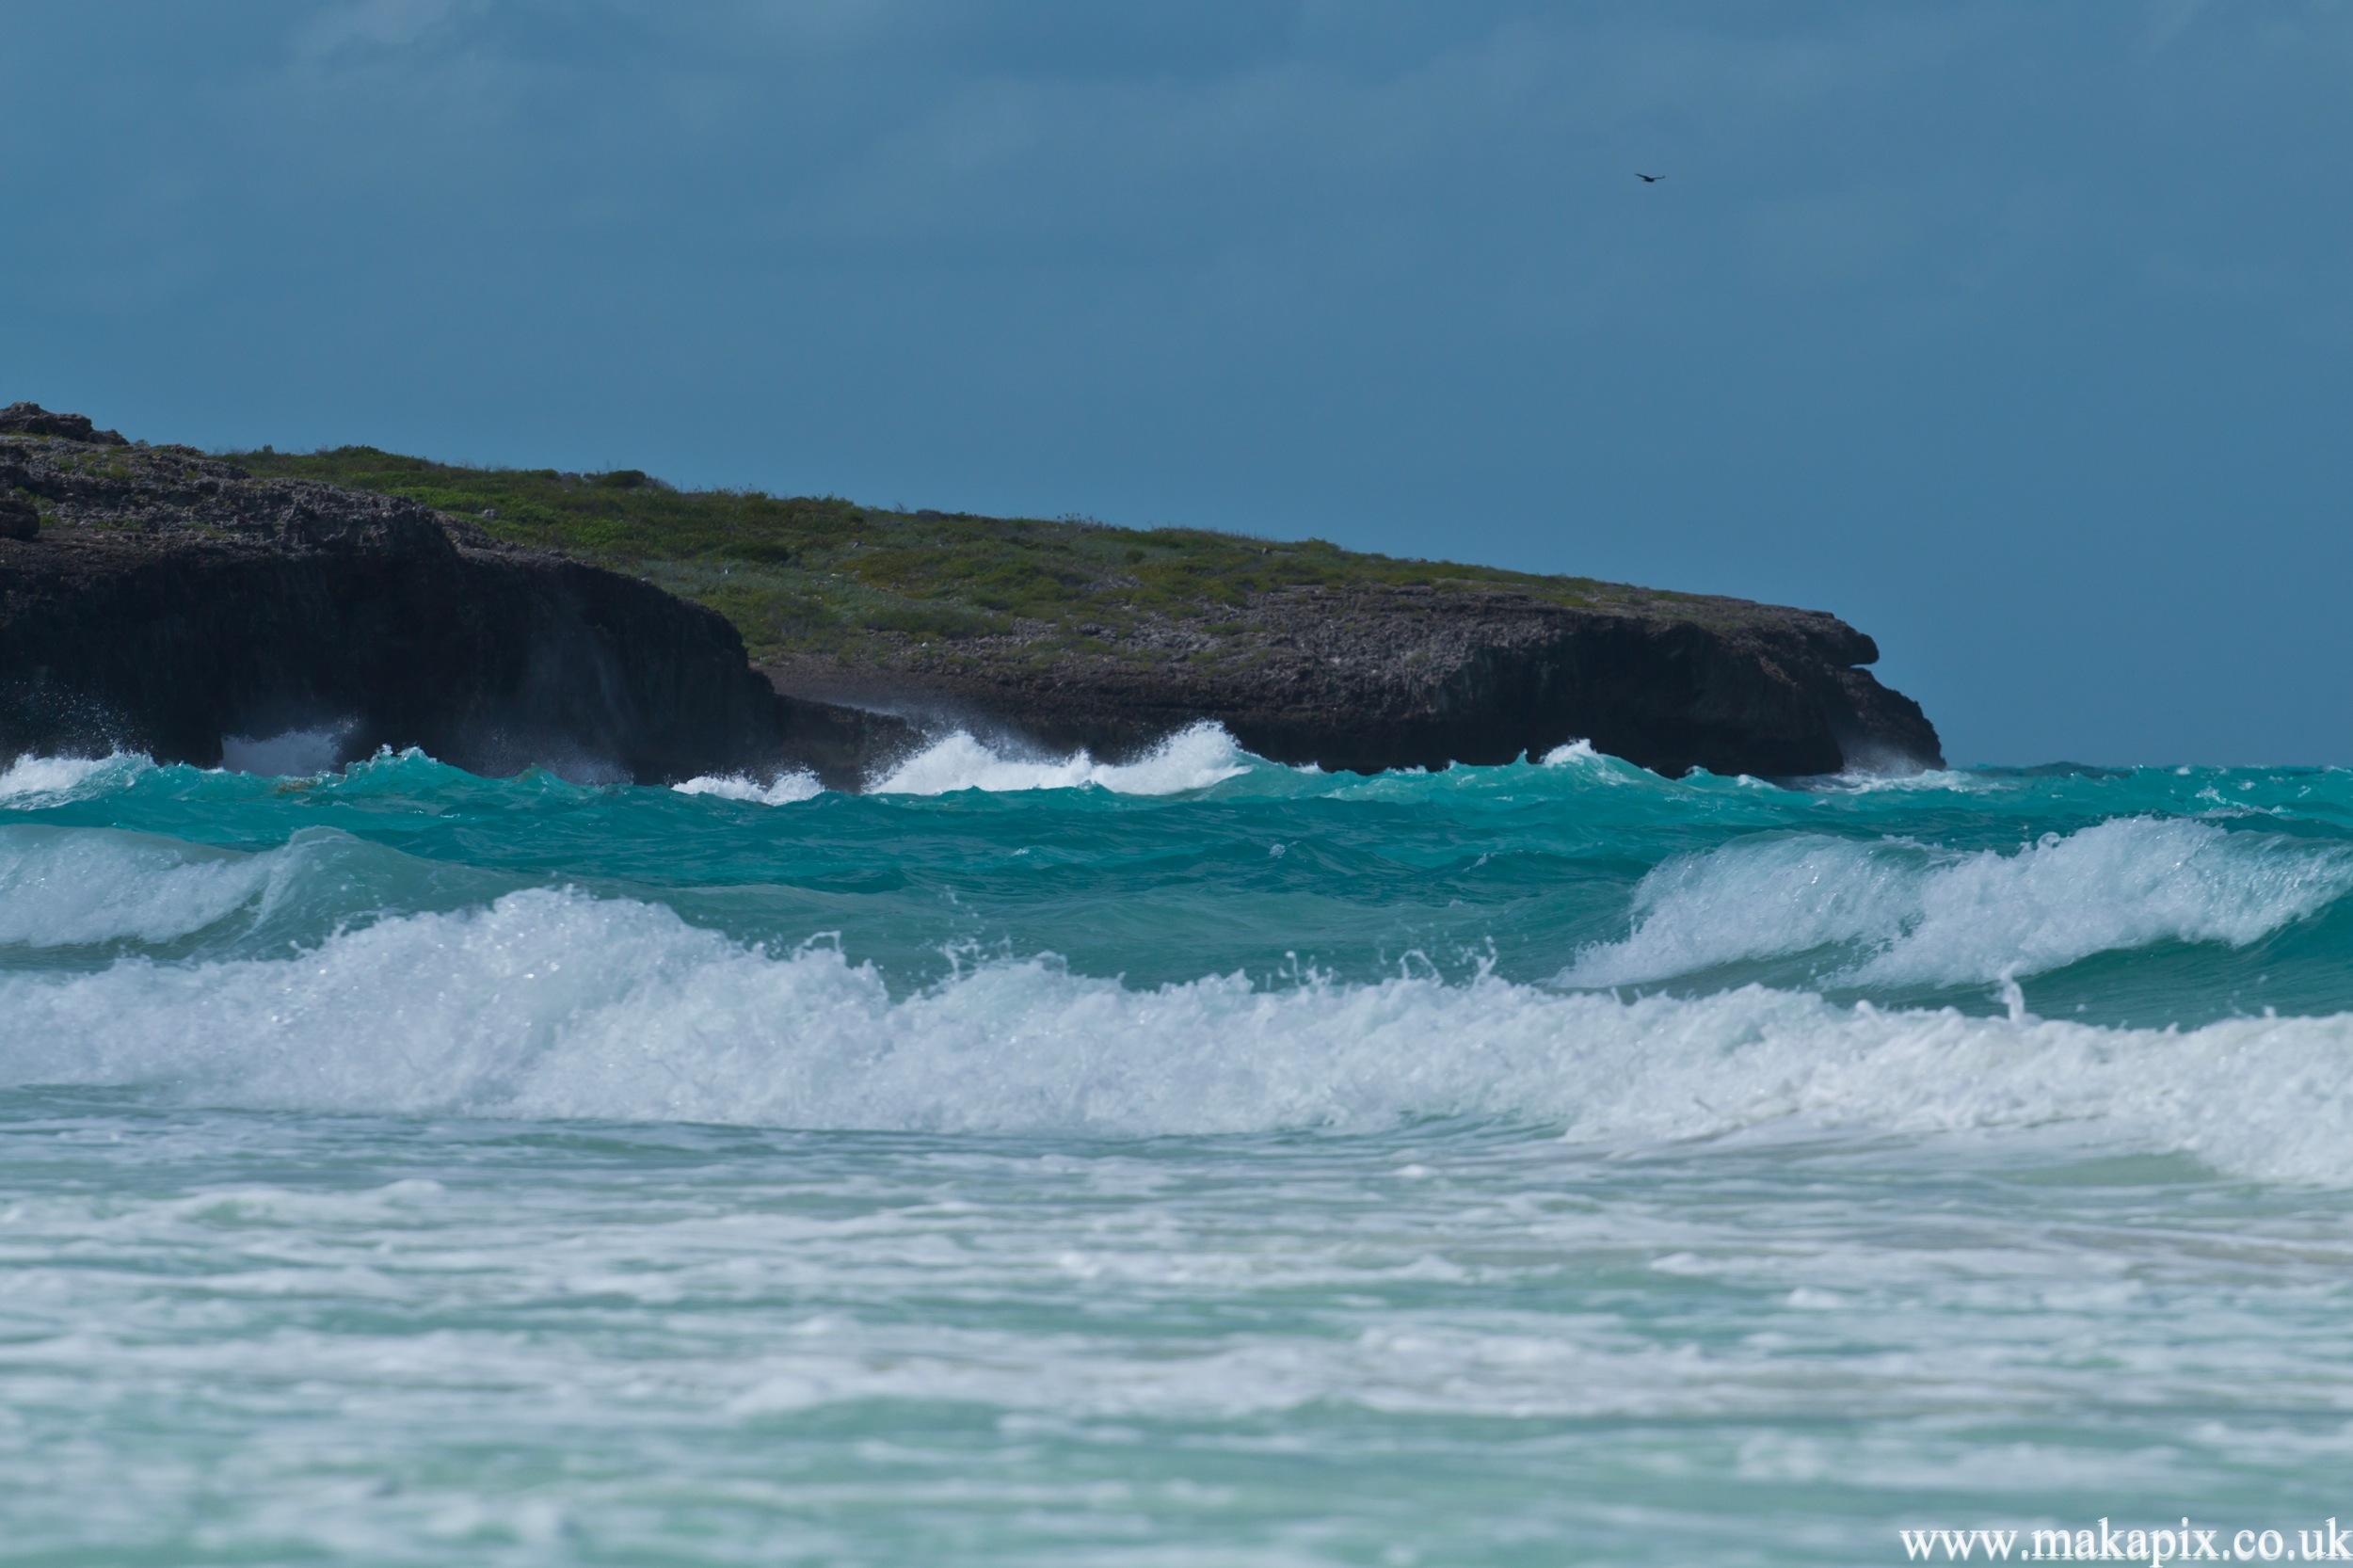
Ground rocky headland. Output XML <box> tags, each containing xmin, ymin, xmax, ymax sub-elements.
<box><xmin>0</xmin><ymin>407</ymin><xmax>901</xmax><ymax>787</ymax></box>
<box><xmin>3</xmin><ymin>404</ymin><xmax>1941</xmax><ymax>785</ymax></box>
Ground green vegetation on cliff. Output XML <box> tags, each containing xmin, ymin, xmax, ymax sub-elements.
<box><xmin>223</xmin><ymin>446</ymin><xmax>1673</xmax><ymax>664</ymax></box>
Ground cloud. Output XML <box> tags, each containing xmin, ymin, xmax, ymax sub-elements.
<box><xmin>295</xmin><ymin>0</ymin><xmax>473</xmax><ymax>64</ymax></box>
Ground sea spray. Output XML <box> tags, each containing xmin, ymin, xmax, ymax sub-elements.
<box><xmin>868</xmin><ymin>721</ymin><xmax>1250</xmax><ymax>796</ymax></box>
<box><xmin>0</xmin><ymin>750</ymin><xmax>154</xmax><ymax>807</ymax></box>
<box><xmin>672</xmin><ymin>769</ymin><xmax>824</xmax><ymax>806</ymax></box>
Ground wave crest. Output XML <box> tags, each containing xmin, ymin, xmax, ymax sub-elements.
<box><xmin>6</xmin><ymin>885</ymin><xmax>2353</xmax><ymax>1182</ymax></box>
<box><xmin>671</xmin><ymin>770</ymin><xmax>824</xmax><ymax>806</ymax></box>
<box><xmin>868</xmin><ymin>722</ymin><xmax>1249</xmax><ymax>796</ymax></box>
<box><xmin>0</xmin><ymin>752</ymin><xmax>152</xmax><ymax>808</ymax></box>
<box><xmin>1562</xmin><ymin>817</ymin><xmax>2353</xmax><ymax>990</ymax></box>
<box><xmin>0</xmin><ymin>825</ymin><xmax>299</xmax><ymax>947</ymax></box>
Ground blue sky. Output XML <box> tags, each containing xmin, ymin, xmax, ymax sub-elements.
<box><xmin>5</xmin><ymin>1</ymin><xmax>2348</xmax><ymax>764</ymax></box>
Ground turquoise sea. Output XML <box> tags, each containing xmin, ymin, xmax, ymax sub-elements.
<box><xmin>7</xmin><ymin>728</ymin><xmax>2353</xmax><ymax>1565</ymax></box>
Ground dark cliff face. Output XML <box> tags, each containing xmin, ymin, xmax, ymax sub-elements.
<box><xmin>765</xmin><ymin>583</ymin><xmax>1943</xmax><ymax>780</ymax></box>
<box><xmin>0</xmin><ymin>425</ymin><xmax>902</xmax><ymax>786</ymax></box>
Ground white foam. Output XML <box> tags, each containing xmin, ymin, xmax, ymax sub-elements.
<box><xmin>0</xmin><ymin>752</ymin><xmax>151</xmax><ymax>806</ymax></box>
<box><xmin>1536</xmin><ymin>738</ymin><xmax>1655</xmax><ymax>786</ymax></box>
<box><xmin>1562</xmin><ymin>817</ymin><xmax>2353</xmax><ymax>990</ymax></box>
<box><xmin>671</xmin><ymin>770</ymin><xmax>824</xmax><ymax>806</ymax></box>
<box><xmin>867</xmin><ymin>721</ymin><xmax>1249</xmax><ymax>796</ymax></box>
<box><xmin>8</xmin><ymin>885</ymin><xmax>2353</xmax><ymax>1182</ymax></box>
<box><xmin>1810</xmin><ymin>765</ymin><xmax>1989</xmax><ymax>794</ymax></box>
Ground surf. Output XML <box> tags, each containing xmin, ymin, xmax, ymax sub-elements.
<box><xmin>1562</xmin><ymin>816</ymin><xmax>2353</xmax><ymax>990</ymax></box>
<box><xmin>0</xmin><ymin>879</ymin><xmax>2348</xmax><ymax>1184</ymax></box>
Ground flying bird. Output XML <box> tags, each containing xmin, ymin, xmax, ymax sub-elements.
<box><xmin>1636</xmin><ymin>172</ymin><xmax>1662</xmax><ymax>183</ymax></box>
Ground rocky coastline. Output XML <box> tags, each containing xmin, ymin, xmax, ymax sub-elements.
<box><xmin>0</xmin><ymin>407</ymin><xmax>903</xmax><ymax>788</ymax></box>
<box><xmin>760</xmin><ymin>582</ymin><xmax>1939</xmax><ymax>780</ymax></box>
<box><xmin>3</xmin><ymin>405</ymin><xmax>1941</xmax><ymax>785</ymax></box>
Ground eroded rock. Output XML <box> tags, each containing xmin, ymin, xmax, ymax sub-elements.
<box><xmin>0</xmin><ymin>414</ymin><xmax>907</xmax><ymax>786</ymax></box>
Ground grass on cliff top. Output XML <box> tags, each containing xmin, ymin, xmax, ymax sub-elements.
<box><xmin>221</xmin><ymin>445</ymin><xmax>1683</xmax><ymax>664</ymax></box>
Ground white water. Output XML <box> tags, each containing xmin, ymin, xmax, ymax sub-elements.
<box><xmin>671</xmin><ymin>768</ymin><xmax>824</xmax><ymax>805</ymax></box>
<box><xmin>0</xmin><ymin>750</ymin><xmax>151</xmax><ymax>806</ymax></box>
<box><xmin>1563</xmin><ymin>816</ymin><xmax>2353</xmax><ymax>989</ymax></box>
<box><xmin>867</xmin><ymin>721</ymin><xmax>1249</xmax><ymax>795</ymax></box>
<box><xmin>671</xmin><ymin>724</ymin><xmax>1253</xmax><ymax>803</ymax></box>
<box><xmin>6</xmin><ymin>882</ymin><xmax>2353</xmax><ymax>1182</ymax></box>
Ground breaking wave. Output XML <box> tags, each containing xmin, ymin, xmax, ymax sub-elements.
<box><xmin>0</xmin><ymin>826</ymin><xmax>291</xmax><ymax>947</ymax></box>
<box><xmin>671</xmin><ymin>769</ymin><xmax>824</xmax><ymax>806</ymax></box>
<box><xmin>868</xmin><ymin>721</ymin><xmax>1250</xmax><ymax>796</ymax></box>
<box><xmin>5</xmin><ymin>883</ymin><xmax>2353</xmax><ymax>1183</ymax></box>
<box><xmin>0</xmin><ymin>751</ymin><xmax>152</xmax><ymax>807</ymax></box>
<box><xmin>1561</xmin><ymin>817</ymin><xmax>2353</xmax><ymax>990</ymax></box>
